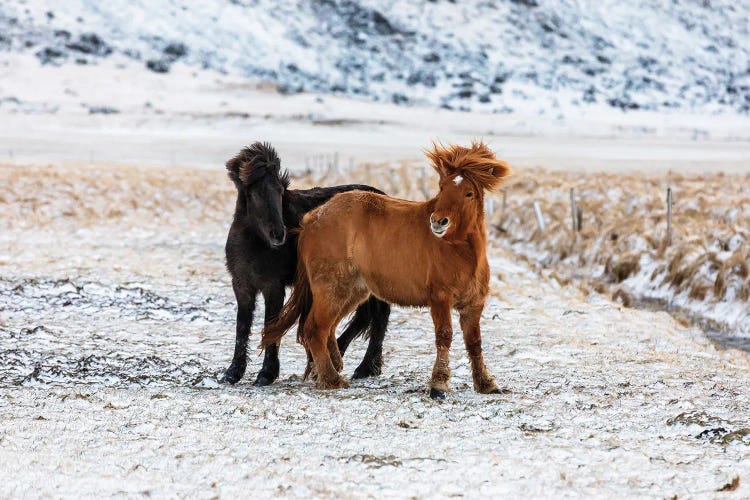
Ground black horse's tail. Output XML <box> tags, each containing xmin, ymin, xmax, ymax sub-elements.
<box><xmin>260</xmin><ymin>257</ymin><xmax>312</xmax><ymax>349</ymax></box>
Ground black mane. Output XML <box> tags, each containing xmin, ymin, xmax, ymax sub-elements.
<box><xmin>225</xmin><ymin>141</ymin><xmax>290</xmax><ymax>189</ymax></box>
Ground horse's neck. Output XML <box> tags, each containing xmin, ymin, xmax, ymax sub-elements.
<box><xmin>465</xmin><ymin>216</ymin><xmax>488</xmax><ymax>263</ymax></box>
<box><xmin>232</xmin><ymin>194</ymin><xmax>247</xmax><ymax>223</ymax></box>
<box><xmin>281</xmin><ymin>189</ymin><xmax>314</xmax><ymax>227</ymax></box>
<box><xmin>422</xmin><ymin>197</ymin><xmax>488</xmax><ymax>270</ymax></box>
<box><xmin>280</xmin><ymin>190</ymin><xmax>300</xmax><ymax>225</ymax></box>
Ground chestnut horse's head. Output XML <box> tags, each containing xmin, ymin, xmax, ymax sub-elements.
<box><xmin>425</xmin><ymin>141</ymin><xmax>510</xmax><ymax>240</ymax></box>
<box><xmin>226</xmin><ymin>142</ymin><xmax>290</xmax><ymax>248</ymax></box>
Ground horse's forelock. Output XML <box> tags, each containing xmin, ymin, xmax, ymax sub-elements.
<box><xmin>426</xmin><ymin>141</ymin><xmax>510</xmax><ymax>192</ymax></box>
<box><xmin>236</xmin><ymin>142</ymin><xmax>285</xmax><ymax>187</ymax></box>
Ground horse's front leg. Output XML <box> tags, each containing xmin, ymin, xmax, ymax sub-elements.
<box><xmin>428</xmin><ymin>298</ymin><xmax>453</xmax><ymax>400</ymax></box>
<box><xmin>254</xmin><ymin>286</ymin><xmax>285</xmax><ymax>386</ymax></box>
<box><xmin>223</xmin><ymin>284</ymin><xmax>257</xmax><ymax>384</ymax></box>
<box><xmin>459</xmin><ymin>304</ymin><xmax>500</xmax><ymax>394</ymax></box>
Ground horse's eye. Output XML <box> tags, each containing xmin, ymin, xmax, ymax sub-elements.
<box><xmin>465</xmin><ymin>192</ymin><xmax>473</xmax><ymax>198</ymax></box>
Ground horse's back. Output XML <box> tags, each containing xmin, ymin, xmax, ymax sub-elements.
<box><xmin>300</xmin><ymin>190</ymin><xmax>435</xmax><ymax>306</ymax></box>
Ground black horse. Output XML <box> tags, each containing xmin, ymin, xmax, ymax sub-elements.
<box><xmin>223</xmin><ymin>142</ymin><xmax>390</xmax><ymax>386</ymax></box>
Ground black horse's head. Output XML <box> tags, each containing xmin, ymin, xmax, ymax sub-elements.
<box><xmin>226</xmin><ymin>142</ymin><xmax>290</xmax><ymax>248</ymax></box>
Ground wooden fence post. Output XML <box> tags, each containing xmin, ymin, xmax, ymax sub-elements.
<box><xmin>666</xmin><ymin>187</ymin><xmax>673</xmax><ymax>246</ymax></box>
<box><xmin>389</xmin><ymin>167</ymin><xmax>400</xmax><ymax>193</ymax></box>
<box><xmin>485</xmin><ymin>197</ymin><xmax>495</xmax><ymax>217</ymax></box>
<box><xmin>569</xmin><ymin>187</ymin><xmax>577</xmax><ymax>232</ymax></box>
<box><xmin>418</xmin><ymin>167</ymin><xmax>430</xmax><ymax>200</ymax></box>
<box><xmin>534</xmin><ymin>201</ymin><xmax>546</xmax><ymax>232</ymax></box>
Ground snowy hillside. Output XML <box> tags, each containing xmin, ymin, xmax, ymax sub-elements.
<box><xmin>1</xmin><ymin>0</ymin><xmax>748</xmax><ymax>115</ymax></box>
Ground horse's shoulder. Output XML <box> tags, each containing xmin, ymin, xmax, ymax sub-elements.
<box><xmin>352</xmin><ymin>191</ymin><xmax>388</xmax><ymax>216</ymax></box>
<box><xmin>328</xmin><ymin>189</ymin><xmax>384</xmax><ymax>211</ymax></box>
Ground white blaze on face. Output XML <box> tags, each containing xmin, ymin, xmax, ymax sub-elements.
<box><xmin>453</xmin><ymin>175</ymin><xmax>463</xmax><ymax>185</ymax></box>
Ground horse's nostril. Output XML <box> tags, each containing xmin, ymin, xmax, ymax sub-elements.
<box><xmin>439</xmin><ymin>218</ymin><xmax>449</xmax><ymax>226</ymax></box>
<box><xmin>270</xmin><ymin>229</ymin><xmax>286</xmax><ymax>245</ymax></box>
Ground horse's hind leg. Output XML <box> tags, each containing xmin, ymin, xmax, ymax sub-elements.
<box><xmin>327</xmin><ymin>332</ymin><xmax>343</xmax><ymax>373</ymax></box>
<box><xmin>254</xmin><ymin>286</ymin><xmax>285</xmax><ymax>386</ymax></box>
<box><xmin>459</xmin><ymin>304</ymin><xmax>500</xmax><ymax>394</ymax></box>
<box><xmin>302</xmin><ymin>347</ymin><xmax>315</xmax><ymax>381</ymax></box>
<box><xmin>304</xmin><ymin>302</ymin><xmax>349</xmax><ymax>390</ymax></box>
<box><xmin>329</xmin><ymin>283</ymin><xmax>371</xmax><ymax>376</ymax></box>
<box><xmin>336</xmin><ymin>304</ymin><xmax>370</xmax><ymax>356</ymax></box>
<box><xmin>352</xmin><ymin>298</ymin><xmax>390</xmax><ymax>379</ymax></box>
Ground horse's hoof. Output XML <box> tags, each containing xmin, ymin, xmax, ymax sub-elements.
<box><xmin>222</xmin><ymin>365</ymin><xmax>245</xmax><ymax>384</ymax></box>
<box><xmin>253</xmin><ymin>372</ymin><xmax>276</xmax><ymax>387</ymax></box>
<box><xmin>429</xmin><ymin>388</ymin><xmax>446</xmax><ymax>400</ymax></box>
<box><xmin>352</xmin><ymin>364</ymin><xmax>382</xmax><ymax>379</ymax></box>
<box><xmin>488</xmin><ymin>388</ymin><xmax>503</xmax><ymax>395</ymax></box>
<box><xmin>317</xmin><ymin>376</ymin><xmax>350</xmax><ymax>390</ymax></box>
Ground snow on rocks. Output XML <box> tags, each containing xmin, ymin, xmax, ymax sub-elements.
<box><xmin>0</xmin><ymin>0</ymin><xmax>748</xmax><ymax>114</ymax></box>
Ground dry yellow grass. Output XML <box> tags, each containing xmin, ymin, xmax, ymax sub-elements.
<box><xmin>490</xmin><ymin>168</ymin><xmax>750</xmax><ymax>307</ymax></box>
<box><xmin>0</xmin><ymin>163</ymin><xmax>235</xmax><ymax>229</ymax></box>
<box><xmin>2</xmin><ymin>161</ymin><xmax>747</xmax><ymax>313</ymax></box>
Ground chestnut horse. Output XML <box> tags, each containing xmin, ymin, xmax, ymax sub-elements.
<box><xmin>261</xmin><ymin>141</ymin><xmax>510</xmax><ymax>399</ymax></box>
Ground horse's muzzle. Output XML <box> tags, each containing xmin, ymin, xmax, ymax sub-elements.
<box><xmin>268</xmin><ymin>228</ymin><xmax>287</xmax><ymax>247</ymax></box>
<box><xmin>429</xmin><ymin>214</ymin><xmax>450</xmax><ymax>237</ymax></box>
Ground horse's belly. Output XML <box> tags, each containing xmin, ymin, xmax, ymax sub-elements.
<box><xmin>364</xmin><ymin>271</ymin><xmax>429</xmax><ymax>307</ymax></box>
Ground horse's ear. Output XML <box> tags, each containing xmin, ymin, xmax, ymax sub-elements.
<box><xmin>424</xmin><ymin>142</ymin><xmax>451</xmax><ymax>180</ymax></box>
<box><xmin>226</xmin><ymin>155</ymin><xmax>243</xmax><ymax>188</ymax></box>
<box><xmin>484</xmin><ymin>159</ymin><xmax>511</xmax><ymax>192</ymax></box>
<box><xmin>280</xmin><ymin>168</ymin><xmax>291</xmax><ymax>189</ymax></box>
<box><xmin>491</xmin><ymin>160</ymin><xmax>510</xmax><ymax>182</ymax></box>
<box><xmin>431</xmin><ymin>160</ymin><xmax>450</xmax><ymax>180</ymax></box>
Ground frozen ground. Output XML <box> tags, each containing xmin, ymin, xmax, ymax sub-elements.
<box><xmin>1</xmin><ymin>163</ymin><xmax>749</xmax><ymax>497</ymax></box>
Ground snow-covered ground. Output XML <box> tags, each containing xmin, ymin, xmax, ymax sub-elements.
<box><xmin>1</xmin><ymin>163</ymin><xmax>749</xmax><ymax>497</ymax></box>
<box><xmin>2</xmin><ymin>0</ymin><xmax>748</xmax><ymax>114</ymax></box>
<box><xmin>1</xmin><ymin>4</ymin><xmax>749</xmax><ymax>494</ymax></box>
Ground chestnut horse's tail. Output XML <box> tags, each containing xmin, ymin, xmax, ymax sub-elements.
<box><xmin>260</xmin><ymin>259</ymin><xmax>312</xmax><ymax>349</ymax></box>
